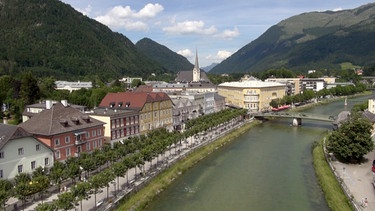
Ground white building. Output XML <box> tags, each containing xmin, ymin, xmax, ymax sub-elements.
<box><xmin>55</xmin><ymin>81</ymin><xmax>92</xmax><ymax>92</ymax></box>
<box><xmin>0</xmin><ymin>124</ymin><xmax>54</xmax><ymax>179</ymax></box>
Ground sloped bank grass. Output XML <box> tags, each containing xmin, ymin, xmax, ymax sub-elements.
<box><xmin>312</xmin><ymin>139</ymin><xmax>353</xmax><ymax>211</ymax></box>
<box><xmin>116</xmin><ymin>120</ymin><xmax>260</xmax><ymax>211</ymax></box>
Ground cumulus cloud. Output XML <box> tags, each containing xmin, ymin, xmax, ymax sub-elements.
<box><xmin>95</xmin><ymin>3</ymin><xmax>164</xmax><ymax>31</ymax></box>
<box><xmin>206</xmin><ymin>50</ymin><xmax>232</xmax><ymax>61</ymax></box>
<box><xmin>163</xmin><ymin>20</ymin><xmax>217</xmax><ymax>35</ymax></box>
<box><xmin>177</xmin><ymin>49</ymin><xmax>193</xmax><ymax>58</ymax></box>
<box><xmin>218</xmin><ymin>27</ymin><xmax>240</xmax><ymax>40</ymax></box>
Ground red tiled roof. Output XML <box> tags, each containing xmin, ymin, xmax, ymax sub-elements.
<box><xmin>99</xmin><ymin>92</ymin><xmax>171</xmax><ymax>109</ymax></box>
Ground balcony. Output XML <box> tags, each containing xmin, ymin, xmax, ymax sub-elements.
<box><xmin>75</xmin><ymin>139</ymin><xmax>85</xmax><ymax>145</ymax></box>
<box><xmin>244</xmin><ymin>99</ymin><xmax>259</xmax><ymax>103</ymax></box>
<box><xmin>244</xmin><ymin>92</ymin><xmax>259</xmax><ymax>96</ymax></box>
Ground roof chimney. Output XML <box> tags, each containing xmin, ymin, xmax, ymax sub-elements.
<box><xmin>46</xmin><ymin>100</ymin><xmax>52</xmax><ymax>109</ymax></box>
<box><xmin>61</xmin><ymin>100</ymin><xmax>68</xmax><ymax>107</ymax></box>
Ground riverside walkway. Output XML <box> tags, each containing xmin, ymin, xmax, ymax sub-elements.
<box><xmin>5</xmin><ymin>118</ymin><xmax>248</xmax><ymax>211</ymax></box>
<box><xmin>330</xmin><ymin>147</ymin><xmax>375</xmax><ymax>210</ymax></box>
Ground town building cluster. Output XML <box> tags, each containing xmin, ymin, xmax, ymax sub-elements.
<box><xmin>0</xmin><ymin>51</ymin><xmax>360</xmax><ymax>180</ymax></box>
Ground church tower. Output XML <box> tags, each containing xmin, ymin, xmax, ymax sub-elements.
<box><xmin>192</xmin><ymin>50</ymin><xmax>200</xmax><ymax>82</ymax></box>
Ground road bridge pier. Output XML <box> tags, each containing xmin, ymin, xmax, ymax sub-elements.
<box><xmin>292</xmin><ymin>118</ymin><xmax>302</xmax><ymax>126</ymax></box>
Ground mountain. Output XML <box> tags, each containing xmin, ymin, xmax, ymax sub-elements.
<box><xmin>0</xmin><ymin>0</ymin><xmax>166</xmax><ymax>80</ymax></box>
<box><xmin>135</xmin><ymin>38</ymin><xmax>194</xmax><ymax>72</ymax></box>
<box><xmin>211</xmin><ymin>3</ymin><xmax>375</xmax><ymax>74</ymax></box>
<box><xmin>202</xmin><ymin>63</ymin><xmax>218</xmax><ymax>72</ymax></box>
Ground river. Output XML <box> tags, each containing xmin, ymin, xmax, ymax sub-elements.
<box><xmin>145</xmin><ymin>95</ymin><xmax>370</xmax><ymax>211</ymax></box>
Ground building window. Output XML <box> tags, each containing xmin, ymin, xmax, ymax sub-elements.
<box><xmin>92</xmin><ymin>130</ymin><xmax>96</xmax><ymax>137</ymax></box>
<box><xmin>18</xmin><ymin>165</ymin><xmax>23</xmax><ymax>173</ymax></box>
<box><xmin>18</xmin><ymin>148</ymin><xmax>24</xmax><ymax>155</ymax></box>
<box><xmin>86</xmin><ymin>142</ymin><xmax>91</xmax><ymax>151</ymax></box>
<box><xmin>86</xmin><ymin>131</ymin><xmax>90</xmax><ymax>139</ymax></box>
<box><xmin>93</xmin><ymin>141</ymin><xmax>97</xmax><ymax>149</ymax></box>
<box><xmin>66</xmin><ymin>148</ymin><xmax>71</xmax><ymax>157</ymax></box>
<box><xmin>36</xmin><ymin>144</ymin><xmax>41</xmax><ymax>151</ymax></box>
<box><xmin>65</xmin><ymin>136</ymin><xmax>70</xmax><ymax>144</ymax></box>
<box><xmin>0</xmin><ymin>151</ymin><xmax>4</xmax><ymax>159</ymax></box>
<box><xmin>99</xmin><ymin>139</ymin><xmax>102</xmax><ymax>147</ymax></box>
<box><xmin>77</xmin><ymin>146</ymin><xmax>81</xmax><ymax>153</ymax></box>
<box><xmin>31</xmin><ymin>161</ymin><xmax>36</xmax><ymax>170</ymax></box>
<box><xmin>54</xmin><ymin>138</ymin><xmax>60</xmax><ymax>146</ymax></box>
<box><xmin>55</xmin><ymin>150</ymin><xmax>60</xmax><ymax>159</ymax></box>
<box><xmin>45</xmin><ymin>157</ymin><xmax>50</xmax><ymax>166</ymax></box>
<box><xmin>97</xmin><ymin>129</ymin><xmax>102</xmax><ymax>136</ymax></box>
<box><xmin>0</xmin><ymin>169</ymin><xmax>3</xmax><ymax>178</ymax></box>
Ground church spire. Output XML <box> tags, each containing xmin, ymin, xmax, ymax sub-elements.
<box><xmin>194</xmin><ymin>49</ymin><xmax>199</xmax><ymax>70</ymax></box>
<box><xmin>192</xmin><ymin>49</ymin><xmax>200</xmax><ymax>82</ymax></box>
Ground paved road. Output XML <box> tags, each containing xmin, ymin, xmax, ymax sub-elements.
<box><xmin>7</xmin><ymin>118</ymin><xmax>245</xmax><ymax>211</ymax></box>
<box><xmin>331</xmin><ymin>148</ymin><xmax>375</xmax><ymax>211</ymax></box>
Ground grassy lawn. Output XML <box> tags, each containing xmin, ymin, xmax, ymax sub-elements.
<box><xmin>115</xmin><ymin>120</ymin><xmax>260</xmax><ymax>211</ymax></box>
<box><xmin>312</xmin><ymin>139</ymin><xmax>353</xmax><ymax>211</ymax></box>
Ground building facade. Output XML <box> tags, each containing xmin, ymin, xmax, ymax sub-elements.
<box><xmin>55</xmin><ymin>81</ymin><xmax>92</xmax><ymax>92</ymax></box>
<box><xmin>218</xmin><ymin>78</ymin><xmax>286</xmax><ymax>112</ymax></box>
<box><xmin>99</xmin><ymin>92</ymin><xmax>173</xmax><ymax>134</ymax></box>
<box><xmin>19</xmin><ymin>103</ymin><xmax>105</xmax><ymax>162</ymax></box>
<box><xmin>0</xmin><ymin>124</ymin><xmax>54</xmax><ymax>179</ymax></box>
<box><xmin>89</xmin><ymin>108</ymin><xmax>140</xmax><ymax>146</ymax></box>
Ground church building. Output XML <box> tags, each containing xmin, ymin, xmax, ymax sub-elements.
<box><xmin>175</xmin><ymin>50</ymin><xmax>211</xmax><ymax>83</ymax></box>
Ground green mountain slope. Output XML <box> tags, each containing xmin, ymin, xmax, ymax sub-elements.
<box><xmin>211</xmin><ymin>3</ymin><xmax>375</xmax><ymax>74</ymax></box>
<box><xmin>0</xmin><ymin>0</ymin><xmax>165</xmax><ymax>80</ymax></box>
<box><xmin>135</xmin><ymin>38</ymin><xmax>194</xmax><ymax>72</ymax></box>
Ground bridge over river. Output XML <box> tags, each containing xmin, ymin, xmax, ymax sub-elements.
<box><xmin>253</xmin><ymin>112</ymin><xmax>336</xmax><ymax>126</ymax></box>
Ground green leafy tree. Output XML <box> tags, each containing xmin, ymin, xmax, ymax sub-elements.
<box><xmin>0</xmin><ymin>179</ymin><xmax>13</xmax><ymax>210</ymax></box>
<box><xmin>327</xmin><ymin>113</ymin><xmax>374</xmax><ymax>163</ymax></box>
<box><xmin>49</xmin><ymin>161</ymin><xmax>65</xmax><ymax>191</ymax></box>
<box><xmin>35</xmin><ymin>202</ymin><xmax>57</xmax><ymax>211</ymax></box>
<box><xmin>20</xmin><ymin>71</ymin><xmax>40</xmax><ymax>105</ymax></box>
<box><xmin>71</xmin><ymin>182</ymin><xmax>91</xmax><ymax>211</ymax></box>
<box><xmin>55</xmin><ymin>191</ymin><xmax>76</xmax><ymax>211</ymax></box>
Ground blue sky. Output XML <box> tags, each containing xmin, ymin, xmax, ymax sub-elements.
<box><xmin>61</xmin><ymin>0</ymin><xmax>373</xmax><ymax>67</ymax></box>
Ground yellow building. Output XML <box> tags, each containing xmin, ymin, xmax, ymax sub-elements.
<box><xmin>218</xmin><ymin>78</ymin><xmax>286</xmax><ymax>112</ymax></box>
<box><xmin>99</xmin><ymin>92</ymin><xmax>173</xmax><ymax>134</ymax></box>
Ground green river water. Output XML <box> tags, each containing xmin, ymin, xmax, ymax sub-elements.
<box><xmin>145</xmin><ymin>95</ymin><xmax>370</xmax><ymax>211</ymax></box>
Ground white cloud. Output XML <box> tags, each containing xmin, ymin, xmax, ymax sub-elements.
<box><xmin>76</xmin><ymin>5</ymin><xmax>92</xmax><ymax>16</ymax></box>
<box><xmin>94</xmin><ymin>3</ymin><xmax>164</xmax><ymax>31</ymax></box>
<box><xmin>163</xmin><ymin>20</ymin><xmax>217</xmax><ymax>35</ymax></box>
<box><xmin>206</xmin><ymin>50</ymin><xmax>232</xmax><ymax>61</ymax></box>
<box><xmin>177</xmin><ymin>49</ymin><xmax>193</xmax><ymax>58</ymax></box>
<box><xmin>217</xmin><ymin>27</ymin><xmax>240</xmax><ymax>40</ymax></box>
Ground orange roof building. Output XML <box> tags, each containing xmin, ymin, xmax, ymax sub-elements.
<box><xmin>99</xmin><ymin>92</ymin><xmax>173</xmax><ymax>134</ymax></box>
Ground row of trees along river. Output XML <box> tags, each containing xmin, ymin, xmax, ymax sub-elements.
<box><xmin>0</xmin><ymin>108</ymin><xmax>247</xmax><ymax>211</ymax></box>
<box><xmin>144</xmin><ymin>94</ymin><xmax>371</xmax><ymax>211</ymax></box>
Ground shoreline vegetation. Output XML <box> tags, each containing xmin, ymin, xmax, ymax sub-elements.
<box><xmin>116</xmin><ymin>120</ymin><xmax>260</xmax><ymax>210</ymax></box>
<box><xmin>117</xmin><ymin>92</ymin><xmax>371</xmax><ymax>211</ymax></box>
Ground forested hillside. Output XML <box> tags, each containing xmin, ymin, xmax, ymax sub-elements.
<box><xmin>0</xmin><ymin>0</ymin><xmax>166</xmax><ymax>80</ymax></box>
<box><xmin>211</xmin><ymin>3</ymin><xmax>375</xmax><ymax>74</ymax></box>
<box><xmin>136</xmin><ymin>38</ymin><xmax>194</xmax><ymax>72</ymax></box>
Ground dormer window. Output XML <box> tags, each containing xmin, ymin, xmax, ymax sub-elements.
<box><xmin>110</xmin><ymin>102</ymin><xmax>115</xmax><ymax>108</ymax></box>
<box><xmin>59</xmin><ymin>119</ymin><xmax>68</xmax><ymax>127</ymax></box>
<box><xmin>125</xmin><ymin>102</ymin><xmax>130</xmax><ymax>107</ymax></box>
<box><xmin>82</xmin><ymin>115</ymin><xmax>90</xmax><ymax>123</ymax></box>
<box><xmin>118</xmin><ymin>102</ymin><xmax>123</xmax><ymax>107</ymax></box>
<box><xmin>71</xmin><ymin>117</ymin><xmax>80</xmax><ymax>125</ymax></box>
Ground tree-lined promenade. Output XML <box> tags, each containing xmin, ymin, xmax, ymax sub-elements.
<box><xmin>0</xmin><ymin>108</ymin><xmax>247</xmax><ymax>211</ymax></box>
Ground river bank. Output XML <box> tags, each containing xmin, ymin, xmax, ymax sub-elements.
<box><xmin>115</xmin><ymin>120</ymin><xmax>260</xmax><ymax>210</ymax></box>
